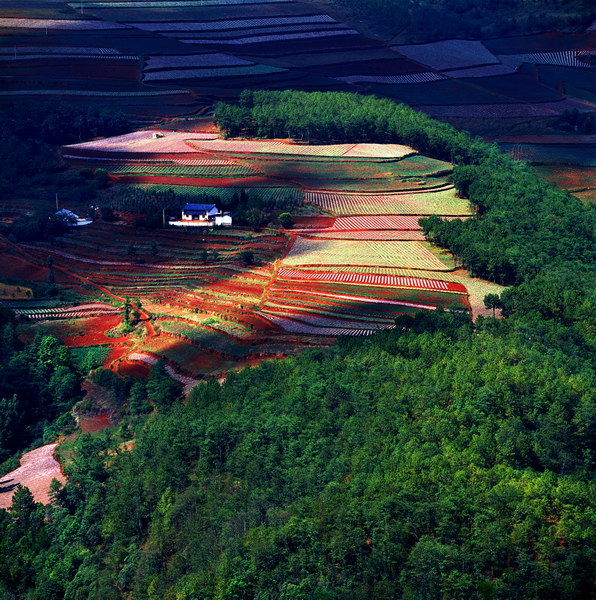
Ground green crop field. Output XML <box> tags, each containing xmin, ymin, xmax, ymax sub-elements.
<box><xmin>284</xmin><ymin>237</ymin><xmax>453</xmax><ymax>270</ymax></box>
<box><xmin>305</xmin><ymin>188</ymin><xmax>472</xmax><ymax>215</ymax></box>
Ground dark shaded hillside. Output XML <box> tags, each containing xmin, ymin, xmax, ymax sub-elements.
<box><xmin>329</xmin><ymin>0</ymin><xmax>596</xmax><ymax>42</ymax></box>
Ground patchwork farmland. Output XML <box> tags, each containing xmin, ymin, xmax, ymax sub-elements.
<box><xmin>0</xmin><ymin>123</ymin><xmax>492</xmax><ymax>388</ymax></box>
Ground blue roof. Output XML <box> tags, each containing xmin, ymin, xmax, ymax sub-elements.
<box><xmin>183</xmin><ymin>203</ymin><xmax>216</xmax><ymax>212</ymax></box>
<box><xmin>56</xmin><ymin>208</ymin><xmax>77</xmax><ymax>217</ymax></box>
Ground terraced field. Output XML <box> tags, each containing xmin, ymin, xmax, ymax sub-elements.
<box><xmin>305</xmin><ymin>188</ymin><xmax>471</xmax><ymax>215</ymax></box>
<box><xmin>284</xmin><ymin>237</ymin><xmax>453</xmax><ymax>270</ymax></box>
<box><xmin>50</xmin><ymin>131</ymin><xmax>482</xmax><ymax>363</ymax></box>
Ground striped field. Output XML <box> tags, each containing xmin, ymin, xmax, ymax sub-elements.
<box><xmin>277</xmin><ymin>268</ymin><xmax>465</xmax><ymax>291</ymax></box>
<box><xmin>284</xmin><ymin>237</ymin><xmax>453</xmax><ymax>270</ymax></box>
<box><xmin>305</xmin><ymin>188</ymin><xmax>472</xmax><ymax>216</ymax></box>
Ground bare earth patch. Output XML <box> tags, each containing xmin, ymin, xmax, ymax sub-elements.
<box><xmin>0</xmin><ymin>443</ymin><xmax>65</xmax><ymax>509</ymax></box>
<box><xmin>452</xmin><ymin>270</ymin><xmax>507</xmax><ymax>319</ymax></box>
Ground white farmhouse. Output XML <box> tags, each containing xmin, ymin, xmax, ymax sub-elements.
<box><xmin>170</xmin><ymin>203</ymin><xmax>232</xmax><ymax>228</ymax></box>
<box><xmin>182</xmin><ymin>203</ymin><xmax>219</xmax><ymax>223</ymax></box>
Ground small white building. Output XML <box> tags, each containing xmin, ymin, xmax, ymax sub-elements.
<box><xmin>214</xmin><ymin>214</ymin><xmax>233</xmax><ymax>227</ymax></box>
<box><xmin>170</xmin><ymin>203</ymin><xmax>232</xmax><ymax>228</ymax></box>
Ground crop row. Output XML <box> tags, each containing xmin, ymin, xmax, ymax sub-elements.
<box><xmin>498</xmin><ymin>51</ymin><xmax>593</xmax><ymax>68</ymax></box>
<box><xmin>144</xmin><ymin>64</ymin><xmax>286</xmax><ymax>81</ymax></box>
<box><xmin>269</xmin><ymin>287</ymin><xmax>440</xmax><ymax>312</ymax></box>
<box><xmin>264</xmin><ymin>299</ymin><xmax>398</xmax><ymax>323</ymax></box>
<box><xmin>20</xmin><ymin>310</ymin><xmax>117</xmax><ymax>320</ymax></box>
<box><xmin>262</xmin><ymin>309</ymin><xmax>389</xmax><ymax>329</ymax></box>
<box><xmin>276</xmin><ymin>268</ymin><xmax>462</xmax><ymax>291</ymax></box>
<box><xmin>181</xmin><ymin>29</ymin><xmax>358</xmax><ymax>45</ymax></box>
<box><xmin>264</xmin><ymin>294</ymin><xmax>421</xmax><ymax>320</ymax></box>
<box><xmin>298</xmin><ymin>266</ymin><xmax>461</xmax><ymax>281</ymax></box>
<box><xmin>130</xmin><ymin>15</ymin><xmax>336</xmax><ymax>31</ymax></box>
<box><xmin>445</xmin><ymin>64</ymin><xmax>516</xmax><ymax>78</ymax></box>
<box><xmin>107</xmin><ymin>163</ymin><xmax>257</xmax><ymax>176</ymax></box>
<box><xmin>284</xmin><ymin>237</ymin><xmax>451</xmax><ymax>270</ymax></box>
<box><xmin>304</xmin><ymin>230</ymin><xmax>426</xmax><ymax>241</ymax></box>
<box><xmin>0</xmin><ymin>18</ymin><xmax>128</xmax><ymax>29</ymax></box>
<box><xmin>187</xmin><ymin>139</ymin><xmax>356</xmax><ymax>157</ymax></box>
<box><xmin>337</xmin><ymin>72</ymin><xmax>444</xmax><ymax>84</ymax></box>
<box><xmin>394</xmin><ymin>40</ymin><xmax>499</xmax><ymax>71</ymax></box>
<box><xmin>145</xmin><ymin>53</ymin><xmax>252</xmax><ymax>70</ymax></box>
<box><xmin>0</xmin><ymin>89</ymin><xmax>190</xmax><ymax>97</ymax></box>
<box><xmin>174</xmin><ymin>24</ymin><xmax>349</xmax><ymax>41</ymax></box>
<box><xmin>270</xmin><ymin>280</ymin><xmax>468</xmax><ymax>307</ymax></box>
<box><xmin>332</xmin><ymin>215</ymin><xmax>424</xmax><ymax>230</ymax></box>
<box><xmin>76</xmin><ymin>0</ymin><xmax>292</xmax><ymax>7</ymax></box>
<box><xmin>14</xmin><ymin>303</ymin><xmax>117</xmax><ymax>314</ymax></box>
<box><xmin>304</xmin><ymin>188</ymin><xmax>471</xmax><ymax>215</ymax></box>
<box><xmin>261</xmin><ymin>313</ymin><xmax>387</xmax><ymax>336</ymax></box>
<box><xmin>0</xmin><ymin>46</ymin><xmax>122</xmax><ymax>55</ymax></box>
<box><xmin>0</xmin><ymin>54</ymin><xmax>140</xmax><ymax>61</ymax></box>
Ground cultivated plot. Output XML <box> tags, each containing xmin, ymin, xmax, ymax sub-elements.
<box><xmin>284</xmin><ymin>237</ymin><xmax>453</xmax><ymax>270</ymax></box>
<box><xmin>393</xmin><ymin>40</ymin><xmax>500</xmax><ymax>71</ymax></box>
<box><xmin>305</xmin><ymin>188</ymin><xmax>472</xmax><ymax>215</ymax></box>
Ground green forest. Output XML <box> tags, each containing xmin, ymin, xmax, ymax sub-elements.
<box><xmin>1</xmin><ymin>91</ymin><xmax>595</xmax><ymax>599</ymax></box>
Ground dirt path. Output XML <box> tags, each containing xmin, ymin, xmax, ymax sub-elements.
<box><xmin>452</xmin><ymin>269</ymin><xmax>507</xmax><ymax>319</ymax></box>
<box><xmin>127</xmin><ymin>351</ymin><xmax>199</xmax><ymax>393</ymax></box>
<box><xmin>0</xmin><ymin>443</ymin><xmax>65</xmax><ymax>509</ymax></box>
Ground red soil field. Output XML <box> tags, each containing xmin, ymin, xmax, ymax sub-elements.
<box><xmin>535</xmin><ymin>165</ymin><xmax>596</xmax><ymax>189</ymax></box>
<box><xmin>112</xmin><ymin>175</ymin><xmax>280</xmax><ymax>187</ymax></box>
<box><xmin>0</xmin><ymin>246</ymin><xmax>48</xmax><ymax>281</ymax></box>
<box><xmin>49</xmin><ymin>314</ymin><xmax>124</xmax><ymax>348</ymax></box>
<box><xmin>292</xmin><ymin>216</ymin><xmax>336</xmax><ymax>228</ymax></box>
<box><xmin>78</xmin><ymin>413</ymin><xmax>111</xmax><ymax>434</ymax></box>
<box><xmin>106</xmin><ymin>343</ymin><xmax>133</xmax><ymax>361</ymax></box>
<box><xmin>118</xmin><ymin>359</ymin><xmax>152</xmax><ymax>378</ymax></box>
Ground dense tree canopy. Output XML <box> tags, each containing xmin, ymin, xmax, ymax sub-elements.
<box><xmin>1</xmin><ymin>305</ymin><xmax>594</xmax><ymax>599</ymax></box>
